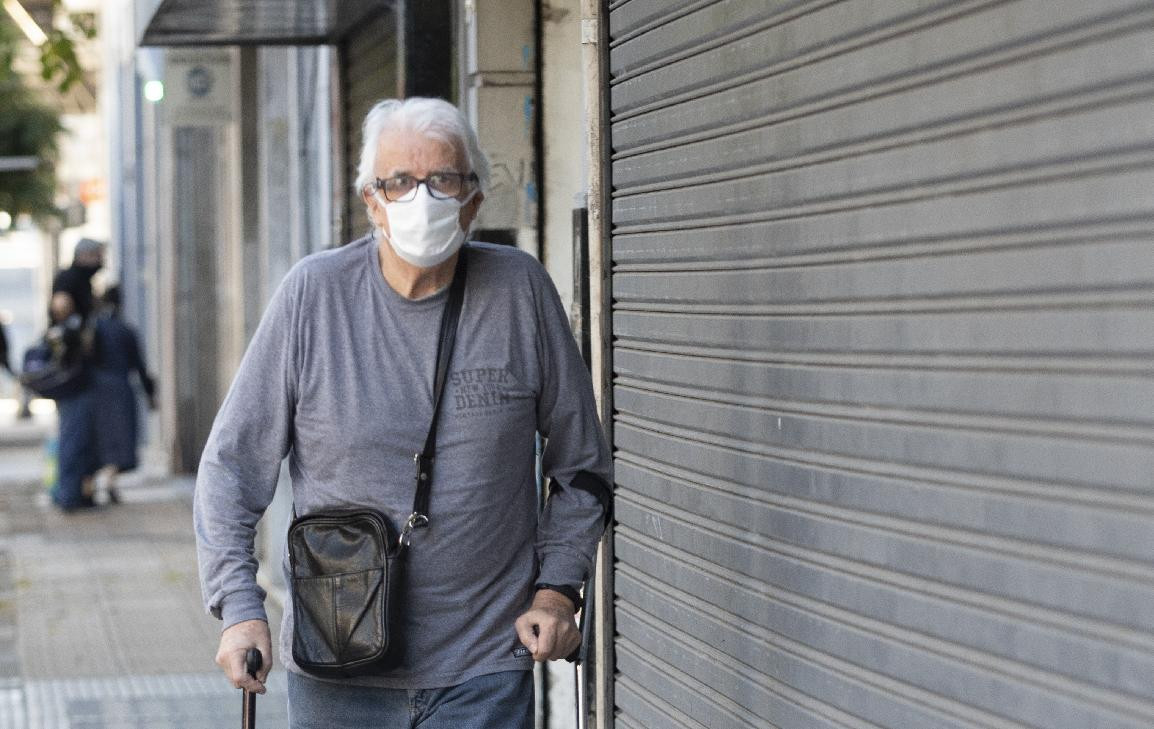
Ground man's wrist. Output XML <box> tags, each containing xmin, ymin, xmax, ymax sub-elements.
<box><xmin>217</xmin><ymin>590</ymin><xmax>268</xmax><ymax>628</ymax></box>
<box><xmin>535</xmin><ymin>583</ymin><xmax>582</xmax><ymax>613</ymax></box>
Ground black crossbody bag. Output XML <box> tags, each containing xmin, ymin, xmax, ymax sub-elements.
<box><xmin>287</xmin><ymin>251</ymin><xmax>467</xmax><ymax>678</ymax></box>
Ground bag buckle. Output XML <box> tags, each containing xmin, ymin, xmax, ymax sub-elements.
<box><xmin>414</xmin><ymin>453</ymin><xmax>434</xmax><ymax>484</ymax></box>
<box><xmin>399</xmin><ymin>511</ymin><xmax>429</xmax><ymax>549</ymax></box>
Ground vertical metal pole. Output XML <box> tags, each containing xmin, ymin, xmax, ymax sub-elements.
<box><xmin>574</xmin><ymin>568</ymin><xmax>595</xmax><ymax>729</ymax></box>
<box><xmin>575</xmin><ymin>665</ymin><xmax>585</xmax><ymax>729</ymax></box>
<box><xmin>536</xmin><ymin>433</ymin><xmax>549</xmax><ymax>729</ymax></box>
<box><xmin>581</xmin><ymin>1</ymin><xmax>614</xmax><ymax>728</ymax></box>
<box><xmin>533</xmin><ymin>0</ymin><xmax>546</xmax><ymax>262</ymax></box>
<box><xmin>572</xmin><ymin>197</ymin><xmax>592</xmax><ymax>729</ymax></box>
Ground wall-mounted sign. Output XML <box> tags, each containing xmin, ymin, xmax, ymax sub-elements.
<box><xmin>164</xmin><ymin>50</ymin><xmax>233</xmax><ymax>124</ymax></box>
<box><xmin>185</xmin><ymin>65</ymin><xmax>214</xmax><ymax>98</ymax></box>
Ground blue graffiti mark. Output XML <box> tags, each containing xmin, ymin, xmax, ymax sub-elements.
<box><xmin>523</xmin><ymin>95</ymin><xmax>534</xmax><ymax>129</ymax></box>
<box><xmin>522</xmin><ymin>44</ymin><xmax>532</xmax><ymax>70</ymax></box>
<box><xmin>526</xmin><ymin>180</ymin><xmax>538</xmax><ymax>204</ymax></box>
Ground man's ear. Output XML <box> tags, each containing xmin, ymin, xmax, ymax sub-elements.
<box><xmin>462</xmin><ymin>190</ymin><xmax>484</xmax><ymax>225</ymax></box>
<box><xmin>364</xmin><ymin>185</ymin><xmax>387</xmax><ymax>228</ymax></box>
<box><xmin>361</xmin><ymin>184</ymin><xmax>378</xmax><ymax>208</ymax></box>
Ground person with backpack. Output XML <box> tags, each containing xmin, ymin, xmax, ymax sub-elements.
<box><xmin>39</xmin><ymin>239</ymin><xmax>104</xmax><ymax>511</ymax></box>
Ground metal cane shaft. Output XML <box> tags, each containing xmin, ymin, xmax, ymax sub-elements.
<box><xmin>241</xmin><ymin>647</ymin><xmax>262</xmax><ymax>729</ymax></box>
<box><xmin>242</xmin><ymin>691</ymin><xmax>256</xmax><ymax>729</ymax></box>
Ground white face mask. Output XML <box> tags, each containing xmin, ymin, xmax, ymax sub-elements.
<box><xmin>377</xmin><ymin>187</ymin><xmax>474</xmax><ymax>268</ymax></box>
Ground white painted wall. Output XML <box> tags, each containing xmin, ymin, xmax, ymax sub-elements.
<box><xmin>460</xmin><ymin>0</ymin><xmax>538</xmax><ymax>254</ymax></box>
<box><xmin>540</xmin><ymin>0</ymin><xmax>586</xmax><ymax>315</ymax></box>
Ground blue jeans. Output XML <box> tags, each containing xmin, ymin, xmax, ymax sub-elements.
<box><xmin>287</xmin><ymin>669</ymin><xmax>533</xmax><ymax>729</ymax></box>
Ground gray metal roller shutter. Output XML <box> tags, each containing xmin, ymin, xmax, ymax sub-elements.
<box><xmin>341</xmin><ymin>9</ymin><xmax>397</xmax><ymax>244</ymax></box>
<box><xmin>606</xmin><ymin>1</ymin><xmax>1154</xmax><ymax>728</ymax></box>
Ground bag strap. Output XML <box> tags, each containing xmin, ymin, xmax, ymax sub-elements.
<box><xmin>402</xmin><ymin>248</ymin><xmax>469</xmax><ymax>547</ymax></box>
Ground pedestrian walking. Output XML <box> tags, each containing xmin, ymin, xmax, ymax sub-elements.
<box><xmin>52</xmin><ymin>237</ymin><xmax>104</xmax><ymax>322</ymax></box>
<box><xmin>43</xmin><ymin>238</ymin><xmax>105</xmax><ymax>511</ymax></box>
<box><xmin>42</xmin><ymin>297</ymin><xmax>96</xmax><ymax>511</ymax></box>
<box><xmin>0</xmin><ymin>320</ymin><xmax>31</xmax><ymax>418</ymax></box>
<box><xmin>195</xmin><ymin>97</ymin><xmax>611</xmax><ymax>728</ymax></box>
<box><xmin>0</xmin><ymin>319</ymin><xmax>10</xmax><ymax>378</ymax></box>
<box><xmin>91</xmin><ymin>285</ymin><xmax>156</xmax><ymax>503</ymax></box>
<box><xmin>0</xmin><ymin>319</ymin><xmax>14</xmax><ymax>401</ymax></box>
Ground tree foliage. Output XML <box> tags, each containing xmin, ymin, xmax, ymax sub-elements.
<box><xmin>0</xmin><ymin>1</ymin><xmax>93</xmax><ymax>220</ymax></box>
<box><xmin>38</xmin><ymin>3</ymin><xmax>97</xmax><ymax>94</ymax></box>
<box><xmin>0</xmin><ymin>98</ymin><xmax>62</xmax><ymax>219</ymax></box>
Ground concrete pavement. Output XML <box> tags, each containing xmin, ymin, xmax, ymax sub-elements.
<box><xmin>0</xmin><ymin>407</ymin><xmax>287</xmax><ymax>728</ymax></box>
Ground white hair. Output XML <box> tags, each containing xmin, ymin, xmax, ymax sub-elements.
<box><xmin>354</xmin><ymin>97</ymin><xmax>491</xmax><ymax>200</ymax></box>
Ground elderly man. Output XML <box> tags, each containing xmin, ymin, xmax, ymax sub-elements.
<box><xmin>194</xmin><ymin>97</ymin><xmax>611</xmax><ymax>728</ymax></box>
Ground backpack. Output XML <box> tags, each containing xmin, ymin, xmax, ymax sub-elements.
<box><xmin>20</xmin><ymin>319</ymin><xmax>91</xmax><ymax>399</ymax></box>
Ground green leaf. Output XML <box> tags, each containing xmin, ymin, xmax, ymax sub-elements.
<box><xmin>0</xmin><ymin>0</ymin><xmax>78</xmax><ymax>220</ymax></box>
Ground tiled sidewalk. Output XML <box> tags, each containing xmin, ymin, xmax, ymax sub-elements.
<box><xmin>12</xmin><ymin>672</ymin><xmax>288</xmax><ymax>729</ymax></box>
<box><xmin>0</xmin><ymin>414</ymin><xmax>287</xmax><ymax>728</ymax></box>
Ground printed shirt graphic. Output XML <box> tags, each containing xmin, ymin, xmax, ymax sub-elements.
<box><xmin>450</xmin><ymin>366</ymin><xmax>527</xmax><ymax>418</ymax></box>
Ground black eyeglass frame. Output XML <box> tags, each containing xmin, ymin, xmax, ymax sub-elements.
<box><xmin>373</xmin><ymin>172</ymin><xmax>480</xmax><ymax>202</ymax></box>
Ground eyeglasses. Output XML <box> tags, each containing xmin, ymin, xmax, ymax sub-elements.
<box><xmin>374</xmin><ymin>172</ymin><xmax>478</xmax><ymax>202</ymax></box>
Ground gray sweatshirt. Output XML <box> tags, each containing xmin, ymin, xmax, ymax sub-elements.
<box><xmin>193</xmin><ymin>238</ymin><xmax>610</xmax><ymax>688</ymax></box>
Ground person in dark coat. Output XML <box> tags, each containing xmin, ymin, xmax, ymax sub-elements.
<box><xmin>0</xmin><ymin>321</ymin><xmax>10</xmax><ymax>376</ymax></box>
<box><xmin>45</xmin><ymin>238</ymin><xmax>106</xmax><ymax>510</ymax></box>
<box><xmin>51</xmin><ymin>238</ymin><xmax>104</xmax><ymax>323</ymax></box>
<box><xmin>45</xmin><ymin>290</ymin><xmax>99</xmax><ymax>511</ymax></box>
<box><xmin>91</xmin><ymin>285</ymin><xmax>156</xmax><ymax>503</ymax></box>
